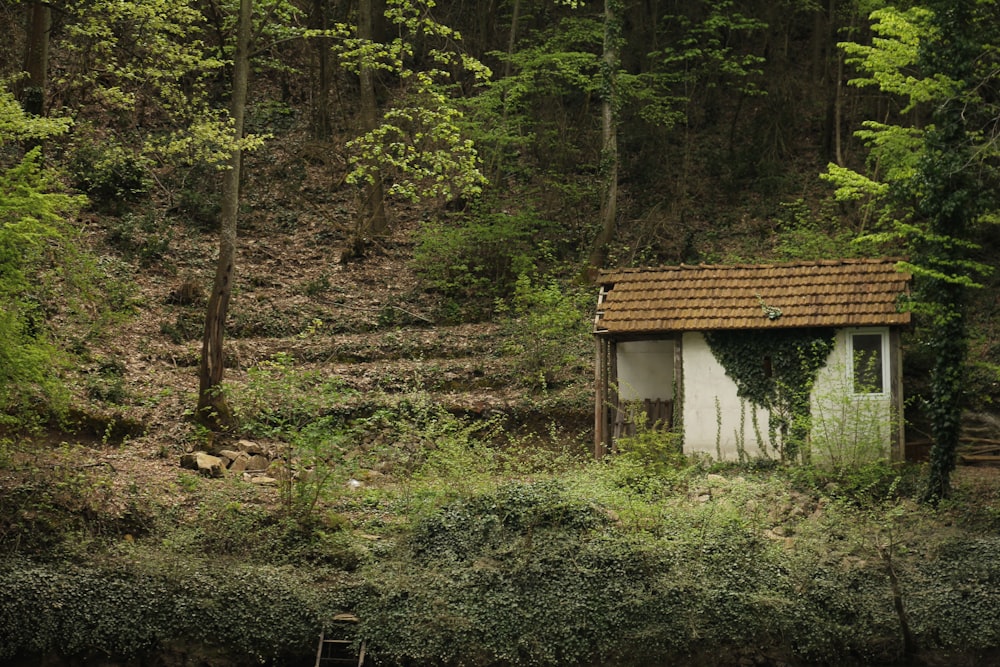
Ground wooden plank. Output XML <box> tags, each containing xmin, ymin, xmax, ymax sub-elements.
<box><xmin>594</xmin><ymin>338</ymin><xmax>605</xmax><ymax>458</ymax></box>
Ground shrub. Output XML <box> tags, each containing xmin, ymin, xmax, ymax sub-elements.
<box><xmin>0</xmin><ymin>146</ymin><xmax>86</xmax><ymax>424</ymax></box>
<box><xmin>68</xmin><ymin>132</ymin><xmax>150</xmax><ymax>212</ymax></box>
<box><xmin>497</xmin><ymin>274</ymin><xmax>592</xmax><ymax>389</ymax></box>
<box><xmin>229</xmin><ymin>353</ymin><xmax>356</xmax><ymax>439</ymax></box>
<box><xmin>0</xmin><ymin>558</ymin><xmax>363</xmax><ymax>663</ymax></box>
<box><xmin>412</xmin><ymin>206</ymin><xmax>556</xmax><ymax>320</ymax></box>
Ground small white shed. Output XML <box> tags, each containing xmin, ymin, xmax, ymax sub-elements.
<box><xmin>593</xmin><ymin>259</ymin><xmax>912</xmax><ymax>462</ymax></box>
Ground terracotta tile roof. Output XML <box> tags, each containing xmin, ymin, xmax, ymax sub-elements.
<box><xmin>594</xmin><ymin>259</ymin><xmax>912</xmax><ymax>334</ymax></box>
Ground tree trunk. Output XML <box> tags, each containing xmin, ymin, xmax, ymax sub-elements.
<box><xmin>20</xmin><ymin>1</ymin><xmax>50</xmax><ymax>116</ymax></box>
<box><xmin>502</xmin><ymin>0</ymin><xmax>520</xmax><ymax>79</ymax></box>
<box><xmin>311</xmin><ymin>0</ymin><xmax>332</xmax><ymax>140</ymax></box>
<box><xmin>350</xmin><ymin>0</ymin><xmax>387</xmax><ymax>252</ymax></box>
<box><xmin>585</xmin><ymin>0</ymin><xmax>620</xmax><ymax>278</ymax></box>
<box><xmin>196</xmin><ymin>0</ymin><xmax>252</xmax><ymax>431</ymax></box>
<box><xmin>919</xmin><ymin>0</ymin><xmax>978</xmax><ymax>503</ymax></box>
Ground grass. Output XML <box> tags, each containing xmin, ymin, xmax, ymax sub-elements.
<box><xmin>3</xmin><ymin>391</ymin><xmax>1000</xmax><ymax>665</ymax></box>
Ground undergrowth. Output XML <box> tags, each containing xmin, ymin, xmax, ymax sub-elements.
<box><xmin>3</xmin><ymin>399</ymin><xmax>1000</xmax><ymax>665</ymax></box>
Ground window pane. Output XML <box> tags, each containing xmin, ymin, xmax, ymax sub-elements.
<box><xmin>852</xmin><ymin>333</ymin><xmax>884</xmax><ymax>394</ymax></box>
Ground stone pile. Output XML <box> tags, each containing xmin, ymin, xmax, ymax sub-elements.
<box><xmin>179</xmin><ymin>439</ymin><xmax>283</xmax><ymax>485</ymax></box>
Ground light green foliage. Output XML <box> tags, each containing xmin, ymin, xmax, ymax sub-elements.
<box><xmin>824</xmin><ymin>7</ymin><xmax>949</xmax><ymax>209</ymax></box>
<box><xmin>809</xmin><ymin>362</ymin><xmax>896</xmax><ymax>471</ymax></box>
<box><xmin>327</xmin><ymin>0</ymin><xmax>490</xmax><ymax>202</ymax></box>
<box><xmin>58</xmin><ymin>0</ymin><xmax>263</xmax><ymax>169</ymax></box>
<box><xmin>0</xmin><ymin>86</ymin><xmax>71</xmax><ymax>142</ymax></box>
<box><xmin>409</xmin><ymin>412</ymin><xmax>505</xmax><ymax>498</ymax></box>
<box><xmin>823</xmin><ymin>4</ymin><xmax>996</xmax><ymax>289</ymax></box>
<box><xmin>0</xmin><ymin>87</ymin><xmax>86</xmax><ymax>419</ymax></box>
<box><xmin>498</xmin><ymin>274</ymin><xmax>592</xmax><ymax>390</ymax></box>
<box><xmin>614</xmin><ymin>409</ymin><xmax>684</xmax><ymax>477</ymax></box>
<box><xmin>839</xmin><ymin>7</ymin><xmax>952</xmax><ymax>108</ymax></box>
<box><xmin>230</xmin><ymin>353</ymin><xmax>356</xmax><ymax>438</ymax></box>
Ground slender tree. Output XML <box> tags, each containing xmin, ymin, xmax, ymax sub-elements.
<box><xmin>826</xmin><ymin>2</ymin><xmax>1000</xmax><ymax>501</ymax></box>
<box><xmin>329</xmin><ymin>0</ymin><xmax>489</xmax><ymax>242</ymax></box>
<box><xmin>585</xmin><ymin>0</ymin><xmax>621</xmax><ymax>276</ymax></box>
<box><xmin>352</xmin><ymin>0</ymin><xmax>388</xmax><ymax>251</ymax></box>
<box><xmin>196</xmin><ymin>0</ymin><xmax>253</xmax><ymax>430</ymax></box>
<box><xmin>20</xmin><ymin>1</ymin><xmax>51</xmax><ymax>116</ymax></box>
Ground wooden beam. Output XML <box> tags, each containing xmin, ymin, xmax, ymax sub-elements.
<box><xmin>608</xmin><ymin>339</ymin><xmax>618</xmax><ymax>454</ymax></box>
<box><xmin>594</xmin><ymin>337</ymin><xmax>606</xmax><ymax>458</ymax></box>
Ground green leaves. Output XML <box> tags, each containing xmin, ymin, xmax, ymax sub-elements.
<box><xmin>0</xmin><ymin>88</ymin><xmax>85</xmax><ymax>418</ymax></box>
<box><xmin>330</xmin><ymin>0</ymin><xmax>490</xmax><ymax>204</ymax></box>
<box><xmin>830</xmin><ymin>1</ymin><xmax>1000</xmax><ymax>500</ymax></box>
<box><xmin>706</xmin><ymin>328</ymin><xmax>836</xmax><ymax>461</ymax></box>
<box><xmin>839</xmin><ymin>7</ymin><xmax>956</xmax><ymax>109</ymax></box>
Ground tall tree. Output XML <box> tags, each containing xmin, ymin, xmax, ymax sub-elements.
<box><xmin>330</xmin><ymin>0</ymin><xmax>489</xmax><ymax>255</ymax></box>
<box><xmin>913</xmin><ymin>0</ymin><xmax>998</xmax><ymax>501</ymax></box>
<box><xmin>196</xmin><ymin>0</ymin><xmax>253</xmax><ymax>430</ymax></box>
<box><xmin>20</xmin><ymin>1</ymin><xmax>51</xmax><ymax>116</ymax></box>
<box><xmin>585</xmin><ymin>0</ymin><xmax>622</xmax><ymax>275</ymax></box>
<box><xmin>310</xmin><ymin>0</ymin><xmax>333</xmax><ymax>140</ymax></box>
<box><xmin>353</xmin><ymin>0</ymin><xmax>388</xmax><ymax>251</ymax></box>
<box><xmin>826</xmin><ymin>2</ymin><xmax>1000</xmax><ymax>501</ymax></box>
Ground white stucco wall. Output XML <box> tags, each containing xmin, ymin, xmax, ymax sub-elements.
<box><xmin>612</xmin><ymin>329</ymin><xmax>896</xmax><ymax>461</ymax></box>
<box><xmin>681</xmin><ymin>332</ymin><xmax>773</xmax><ymax>459</ymax></box>
<box><xmin>810</xmin><ymin>329</ymin><xmax>893</xmax><ymax>464</ymax></box>
<box><xmin>616</xmin><ymin>340</ymin><xmax>674</xmax><ymax>401</ymax></box>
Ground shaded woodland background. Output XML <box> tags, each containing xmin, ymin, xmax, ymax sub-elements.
<box><xmin>1</xmin><ymin>0</ymin><xmax>999</xmax><ymax>438</ymax></box>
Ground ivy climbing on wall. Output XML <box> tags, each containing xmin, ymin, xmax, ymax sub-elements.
<box><xmin>705</xmin><ymin>328</ymin><xmax>836</xmax><ymax>461</ymax></box>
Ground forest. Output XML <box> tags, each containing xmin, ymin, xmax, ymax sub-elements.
<box><xmin>1</xmin><ymin>0</ymin><xmax>1000</xmax><ymax>665</ymax></box>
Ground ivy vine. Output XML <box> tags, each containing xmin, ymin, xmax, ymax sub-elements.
<box><xmin>705</xmin><ymin>328</ymin><xmax>836</xmax><ymax>461</ymax></box>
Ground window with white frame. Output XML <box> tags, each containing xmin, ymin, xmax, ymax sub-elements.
<box><xmin>848</xmin><ymin>329</ymin><xmax>889</xmax><ymax>396</ymax></box>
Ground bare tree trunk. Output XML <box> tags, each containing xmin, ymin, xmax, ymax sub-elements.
<box><xmin>834</xmin><ymin>52</ymin><xmax>845</xmax><ymax>167</ymax></box>
<box><xmin>585</xmin><ymin>0</ymin><xmax>620</xmax><ymax>278</ymax></box>
<box><xmin>196</xmin><ymin>0</ymin><xmax>252</xmax><ymax>431</ymax></box>
<box><xmin>502</xmin><ymin>0</ymin><xmax>520</xmax><ymax>79</ymax></box>
<box><xmin>347</xmin><ymin>0</ymin><xmax>387</xmax><ymax>257</ymax></box>
<box><xmin>311</xmin><ymin>0</ymin><xmax>332</xmax><ymax>140</ymax></box>
<box><xmin>21</xmin><ymin>1</ymin><xmax>50</xmax><ymax>116</ymax></box>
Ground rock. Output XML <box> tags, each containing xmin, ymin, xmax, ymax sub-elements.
<box><xmin>246</xmin><ymin>454</ymin><xmax>270</xmax><ymax>471</ymax></box>
<box><xmin>228</xmin><ymin>453</ymin><xmax>250</xmax><ymax>473</ymax></box>
<box><xmin>267</xmin><ymin>461</ymin><xmax>291</xmax><ymax>480</ymax></box>
<box><xmin>237</xmin><ymin>439</ymin><xmax>266</xmax><ymax>455</ymax></box>
<box><xmin>217</xmin><ymin>449</ymin><xmax>243</xmax><ymax>462</ymax></box>
<box><xmin>180</xmin><ymin>451</ymin><xmax>225</xmax><ymax>478</ymax></box>
<box><xmin>250</xmin><ymin>476</ymin><xmax>278</xmax><ymax>486</ymax></box>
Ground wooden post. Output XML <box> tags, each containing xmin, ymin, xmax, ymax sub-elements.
<box><xmin>890</xmin><ymin>328</ymin><xmax>904</xmax><ymax>461</ymax></box>
<box><xmin>674</xmin><ymin>333</ymin><xmax>684</xmax><ymax>446</ymax></box>
<box><xmin>608</xmin><ymin>340</ymin><xmax>618</xmax><ymax>454</ymax></box>
<box><xmin>594</xmin><ymin>337</ymin><xmax>607</xmax><ymax>458</ymax></box>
